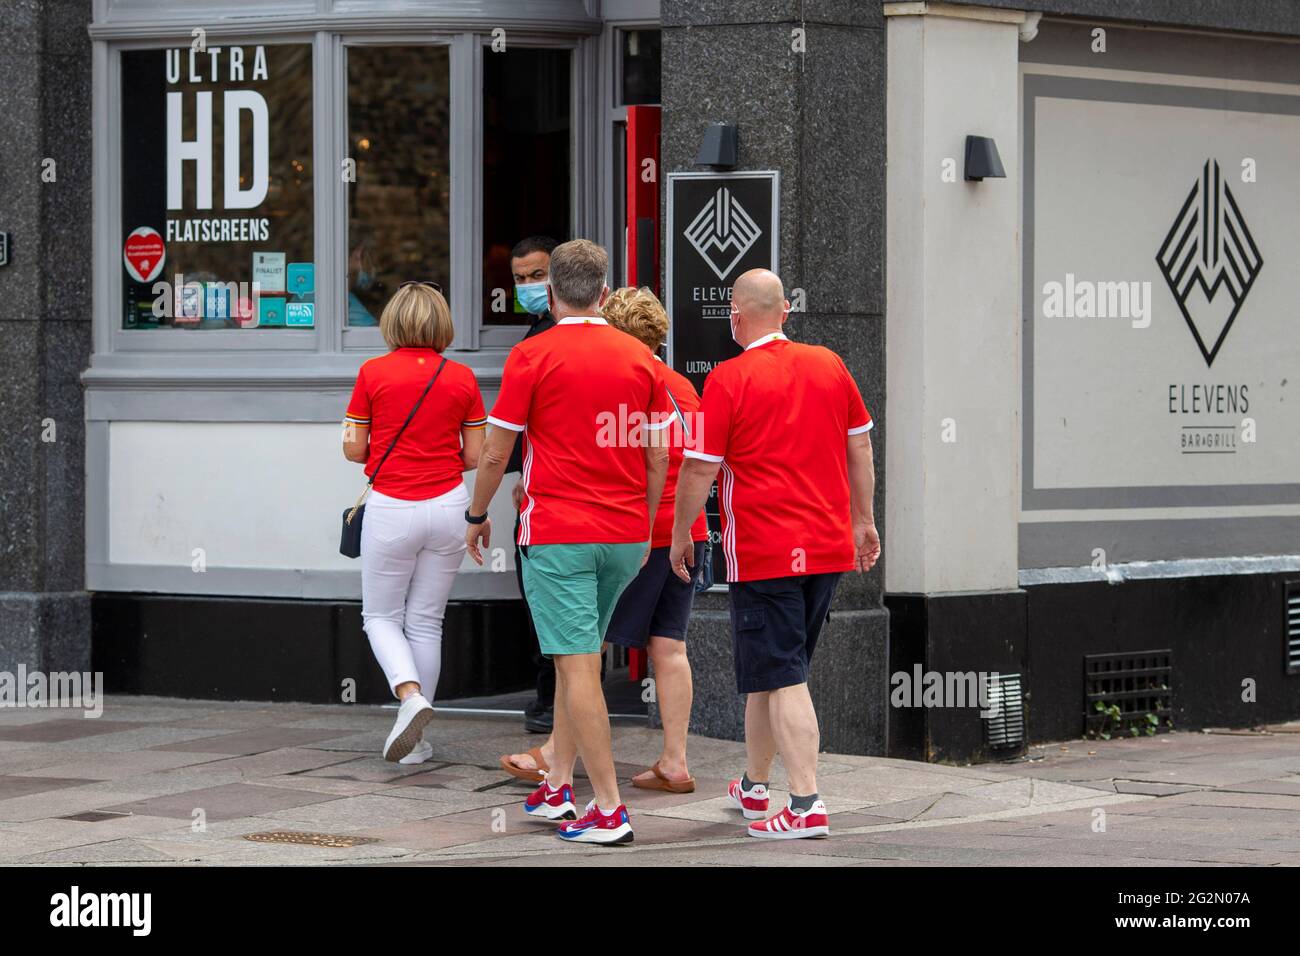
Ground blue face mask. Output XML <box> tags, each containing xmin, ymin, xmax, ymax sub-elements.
<box><xmin>515</xmin><ymin>281</ymin><xmax>550</xmax><ymax>315</ymax></box>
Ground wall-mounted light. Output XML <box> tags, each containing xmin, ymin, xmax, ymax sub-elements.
<box><xmin>964</xmin><ymin>135</ymin><xmax>1006</xmax><ymax>182</ymax></box>
<box><xmin>695</xmin><ymin>123</ymin><xmax>738</xmax><ymax>168</ymax></box>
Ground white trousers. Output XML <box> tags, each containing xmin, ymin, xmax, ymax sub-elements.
<box><xmin>360</xmin><ymin>483</ymin><xmax>469</xmax><ymax>700</ymax></box>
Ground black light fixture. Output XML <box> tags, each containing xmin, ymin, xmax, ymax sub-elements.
<box><xmin>695</xmin><ymin>123</ymin><xmax>738</xmax><ymax>168</ymax></box>
<box><xmin>964</xmin><ymin>135</ymin><xmax>1006</xmax><ymax>181</ymax></box>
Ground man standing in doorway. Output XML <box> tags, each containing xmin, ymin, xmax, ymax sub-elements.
<box><xmin>467</xmin><ymin>239</ymin><xmax>671</xmax><ymax>844</ymax></box>
<box><xmin>669</xmin><ymin>268</ymin><xmax>881</xmax><ymax>840</ymax></box>
<box><xmin>503</xmin><ymin>236</ymin><xmax>559</xmax><ymax>744</ymax></box>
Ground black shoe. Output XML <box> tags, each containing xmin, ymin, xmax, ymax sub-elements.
<box><xmin>525</xmin><ymin>707</ymin><xmax>554</xmax><ymax>735</ymax></box>
<box><xmin>524</xmin><ymin>697</ymin><xmax>546</xmax><ymax>719</ymax></box>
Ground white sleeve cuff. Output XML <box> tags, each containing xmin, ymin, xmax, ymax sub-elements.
<box><xmin>848</xmin><ymin>421</ymin><xmax>875</xmax><ymax>435</ymax></box>
<box><xmin>682</xmin><ymin>450</ymin><xmax>724</xmax><ymax>463</ymax></box>
<box><xmin>487</xmin><ymin>415</ymin><xmax>525</xmax><ymax>432</ymax></box>
<box><xmin>644</xmin><ymin>417</ymin><xmax>673</xmax><ymax>431</ymax></box>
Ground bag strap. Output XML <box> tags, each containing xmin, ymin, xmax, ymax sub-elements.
<box><xmin>664</xmin><ymin>389</ymin><xmax>690</xmax><ymax>441</ymax></box>
<box><xmin>368</xmin><ymin>356</ymin><xmax>448</xmax><ymax>487</ymax></box>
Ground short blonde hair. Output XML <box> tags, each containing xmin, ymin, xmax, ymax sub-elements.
<box><xmin>602</xmin><ymin>286</ymin><xmax>668</xmax><ymax>351</ymax></box>
<box><xmin>379</xmin><ymin>284</ymin><xmax>453</xmax><ymax>351</ymax></box>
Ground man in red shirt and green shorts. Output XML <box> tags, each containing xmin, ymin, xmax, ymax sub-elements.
<box><xmin>670</xmin><ymin>268</ymin><xmax>881</xmax><ymax>840</ymax></box>
<box><xmin>466</xmin><ymin>239</ymin><xmax>671</xmax><ymax>845</ymax></box>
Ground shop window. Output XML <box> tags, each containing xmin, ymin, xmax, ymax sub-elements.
<box><xmin>620</xmin><ymin>29</ymin><xmax>661</xmax><ymax>106</ymax></box>
<box><xmin>119</xmin><ymin>44</ymin><xmax>314</xmax><ymax>330</ymax></box>
<box><xmin>346</xmin><ymin>46</ymin><xmax>452</xmax><ymax>328</ymax></box>
<box><xmin>481</xmin><ymin>47</ymin><xmax>572</xmax><ymax>327</ymax></box>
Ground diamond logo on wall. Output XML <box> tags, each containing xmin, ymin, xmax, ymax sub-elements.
<box><xmin>1155</xmin><ymin>159</ymin><xmax>1263</xmax><ymax>367</ymax></box>
<box><xmin>684</xmin><ymin>186</ymin><xmax>761</xmax><ymax>281</ymax></box>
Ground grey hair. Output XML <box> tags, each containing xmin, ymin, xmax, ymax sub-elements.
<box><xmin>548</xmin><ymin>239</ymin><xmax>608</xmax><ymax>311</ymax></box>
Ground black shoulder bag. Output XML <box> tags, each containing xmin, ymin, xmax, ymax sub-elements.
<box><xmin>664</xmin><ymin>385</ymin><xmax>714</xmax><ymax>593</ymax></box>
<box><xmin>340</xmin><ymin>357</ymin><xmax>448</xmax><ymax>558</ymax></box>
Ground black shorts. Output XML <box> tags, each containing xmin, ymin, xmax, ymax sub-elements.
<box><xmin>604</xmin><ymin>542</ymin><xmax>707</xmax><ymax>649</ymax></box>
<box><xmin>729</xmin><ymin>572</ymin><xmax>843</xmax><ymax>694</ymax></box>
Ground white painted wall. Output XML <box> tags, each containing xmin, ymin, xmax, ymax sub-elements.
<box><xmin>885</xmin><ymin>4</ymin><xmax>1025</xmax><ymax>593</ymax></box>
<box><xmin>104</xmin><ymin>421</ymin><xmax>521</xmax><ymax>596</ymax></box>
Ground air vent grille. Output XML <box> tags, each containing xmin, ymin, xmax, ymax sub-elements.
<box><xmin>1287</xmin><ymin>581</ymin><xmax>1300</xmax><ymax>675</ymax></box>
<box><xmin>1084</xmin><ymin>650</ymin><xmax>1173</xmax><ymax>738</ymax></box>
<box><xmin>983</xmin><ymin>672</ymin><xmax>1025</xmax><ymax>750</ymax></box>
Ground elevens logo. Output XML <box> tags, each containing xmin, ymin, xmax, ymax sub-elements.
<box><xmin>1155</xmin><ymin>159</ymin><xmax>1263</xmax><ymax>367</ymax></box>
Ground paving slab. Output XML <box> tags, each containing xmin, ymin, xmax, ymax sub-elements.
<box><xmin>0</xmin><ymin>695</ymin><xmax>1297</xmax><ymax>866</ymax></box>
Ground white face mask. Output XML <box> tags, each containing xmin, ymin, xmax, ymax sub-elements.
<box><xmin>730</xmin><ymin>306</ymin><xmax>741</xmax><ymax>345</ymax></box>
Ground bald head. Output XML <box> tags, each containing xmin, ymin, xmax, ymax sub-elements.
<box><xmin>733</xmin><ymin>269</ymin><xmax>785</xmax><ymax>316</ymax></box>
<box><xmin>729</xmin><ymin>269</ymin><xmax>789</xmax><ymax>348</ymax></box>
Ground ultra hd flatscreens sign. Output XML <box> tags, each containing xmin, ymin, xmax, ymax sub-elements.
<box><xmin>666</xmin><ymin>171</ymin><xmax>779</xmax><ymax>587</ymax></box>
<box><xmin>1024</xmin><ymin>73</ymin><xmax>1300</xmax><ymax>510</ymax></box>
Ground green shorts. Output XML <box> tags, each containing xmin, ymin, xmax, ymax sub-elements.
<box><xmin>520</xmin><ymin>541</ymin><xmax>648</xmax><ymax>657</ymax></box>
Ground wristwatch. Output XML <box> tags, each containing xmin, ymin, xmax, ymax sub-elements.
<box><xmin>464</xmin><ymin>509</ymin><xmax>489</xmax><ymax>525</ymax></box>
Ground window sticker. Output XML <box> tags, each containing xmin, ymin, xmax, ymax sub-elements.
<box><xmin>253</xmin><ymin>251</ymin><xmax>287</xmax><ymax>294</ymax></box>
<box><xmin>123</xmin><ymin>227</ymin><xmax>166</xmax><ymax>284</ymax></box>
<box><xmin>287</xmin><ymin>262</ymin><xmax>315</xmax><ymax>297</ymax></box>
<box><xmin>286</xmin><ymin>302</ymin><xmax>314</xmax><ymax>327</ymax></box>
<box><xmin>257</xmin><ymin>296</ymin><xmax>285</xmax><ymax>327</ymax></box>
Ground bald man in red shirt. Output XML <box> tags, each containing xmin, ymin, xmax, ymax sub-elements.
<box><xmin>670</xmin><ymin>268</ymin><xmax>880</xmax><ymax>841</ymax></box>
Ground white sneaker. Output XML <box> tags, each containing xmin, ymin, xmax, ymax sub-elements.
<box><xmin>384</xmin><ymin>694</ymin><xmax>434</xmax><ymax>762</ymax></box>
<box><xmin>399</xmin><ymin>739</ymin><xmax>434</xmax><ymax>765</ymax></box>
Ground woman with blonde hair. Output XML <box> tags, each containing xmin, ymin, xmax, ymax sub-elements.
<box><xmin>601</xmin><ymin>286</ymin><xmax>710</xmax><ymax>792</ymax></box>
<box><xmin>343</xmin><ymin>281</ymin><xmax>487</xmax><ymax>763</ymax></box>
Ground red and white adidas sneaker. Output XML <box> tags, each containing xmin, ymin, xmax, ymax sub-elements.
<box><xmin>727</xmin><ymin>778</ymin><xmax>770</xmax><ymax>820</ymax></box>
<box><xmin>748</xmin><ymin>801</ymin><xmax>830</xmax><ymax>839</ymax></box>
<box><xmin>556</xmin><ymin>802</ymin><xmax>634</xmax><ymax>845</ymax></box>
<box><xmin>523</xmin><ymin>779</ymin><xmax>576</xmax><ymax>821</ymax></box>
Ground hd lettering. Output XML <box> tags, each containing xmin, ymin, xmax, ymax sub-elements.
<box><xmin>164</xmin><ymin>45</ymin><xmax>272</xmax><ymax>242</ymax></box>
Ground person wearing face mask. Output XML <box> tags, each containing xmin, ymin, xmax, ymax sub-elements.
<box><xmin>348</xmin><ymin>234</ymin><xmax>379</xmax><ymax>327</ymax></box>
<box><xmin>501</xmin><ymin>236</ymin><xmax>561</xmax><ymax>751</ymax></box>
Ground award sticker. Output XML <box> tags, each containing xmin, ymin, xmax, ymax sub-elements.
<box><xmin>287</xmin><ymin>262</ymin><xmax>315</xmax><ymax>297</ymax></box>
<box><xmin>205</xmin><ymin>284</ymin><xmax>231</xmax><ymax>320</ymax></box>
<box><xmin>258</xmin><ymin>296</ymin><xmax>286</xmax><ymax>327</ymax></box>
<box><xmin>123</xmin><ymin>227</ymin><xmax>166</xmax><ymax>284</ymax></box>
<box><xmin>175</xmin><ymin>282</ymin><xmax>203</xmax><ymax>323</ymax></box>
<box><xmin>253</xmin><ymin>252</ymin><xmax>287</xmax><ymax>294</ymax></box>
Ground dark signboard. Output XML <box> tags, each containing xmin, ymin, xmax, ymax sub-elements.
<box><xmin>666</xmin><ymin>170</ymin><xmax>780</xmax><ymax>587</ymax></box>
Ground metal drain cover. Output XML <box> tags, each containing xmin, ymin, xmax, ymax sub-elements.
<box><xmin>244</xmin><ymin>831</ymin><xmax>379</xmax><ymax>848</ymax></box>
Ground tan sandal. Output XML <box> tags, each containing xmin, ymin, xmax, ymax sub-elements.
<box><xmin>631</xmin><ymin>760</ymin><xmax>696</xmax><ymax>793</ymax></box>
<box><xmin>499</xmin><ymin>746</ymin><xmax>549</xmax><ymax>783</ymax></box>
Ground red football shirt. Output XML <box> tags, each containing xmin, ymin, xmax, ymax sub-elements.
<box><xmin>684</xmin><ymin>333</ymin><xmax>872</xmax><ymax>582</ymax></box>
<box><xmin>489</xmin><ymin>317</ymin><xmax>674</xmax><ymax>546</ymax></box>
<box><xmin>345</xmin><ymin>348</ymin><xmax>486</xmax><ymax>501</ymax></box>
<box><xmin>655</xmin><ymin>359</ymin><xmax>710</xmax><ymax>549</ymax></box>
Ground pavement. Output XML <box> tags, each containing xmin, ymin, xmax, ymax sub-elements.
<box><xmin>1</xmin><ymin>695</ymin><xmax>1299</xmax><ymax>866</ymax></box>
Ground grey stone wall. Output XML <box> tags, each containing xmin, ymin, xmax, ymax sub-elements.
<box><xmin>659</xmin><ymin>1</ymin><xmax>889</xmax><ymax>755</ymax></box>
<box><xmin>0</xmin><ymin>0</ymin><xmax>94</xmax><ymax>672</ymax></box>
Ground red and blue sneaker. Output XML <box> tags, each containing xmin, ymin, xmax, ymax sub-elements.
<box><xmin>523</xmin><ymin>779</ymin><xmax>576</xmax><ymax>821</ymax></box>
<box><xmin>748</xmin><ymin>800</ymin><xmax>830</xmax><ymax>840</ymax></box>
<box><xmin>556</xmin><ymin>801</ymin><xmax>634</xmax><ymax>845</ymax></box>
<box><xmin>727</xmin><ymin>778</ymin><xmax>770</xmax><ymax>820</ymax></box>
